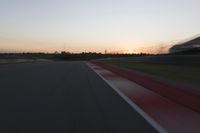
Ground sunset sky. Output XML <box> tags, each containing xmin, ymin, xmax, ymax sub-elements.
<box><xmin>0</xmin><ymin>0</ymin><xmax>200</xmax><ymax>53</ymax></box>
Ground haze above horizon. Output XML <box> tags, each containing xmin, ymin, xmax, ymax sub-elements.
<box><xmin>0</xmin><ymin>0</ymin><xmax>200</xmax><ymax>54</ymax></box>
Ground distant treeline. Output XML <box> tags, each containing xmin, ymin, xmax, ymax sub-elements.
<box><xmin>0</xmin><ymin>52</ymin><xmax>153</xmax><ymax>60</ymax></box>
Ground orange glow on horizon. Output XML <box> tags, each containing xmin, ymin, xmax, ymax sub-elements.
<box><xmin>0</xmin><ymin>37</ymin><xmax>172</xmax><ymax>54</ymax></box>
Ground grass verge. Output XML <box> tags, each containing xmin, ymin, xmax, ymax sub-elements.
<box><xmin>98</xmin><ymin>59</ymin><xmax>200</xmax><ymax>86</ymax></box>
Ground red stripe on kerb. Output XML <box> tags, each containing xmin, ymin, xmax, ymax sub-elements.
<box><xmin>92</xmin><ymin>62</ymin><xmax>200</xmax><ymax>113</ymax></box>
<box><xmin>88</xmin><ymin>63</ymin><xmax>200</xmax><ymax>133</ymax></box>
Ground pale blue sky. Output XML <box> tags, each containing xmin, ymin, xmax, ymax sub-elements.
<box><xmin>0</xmin><ymin>0</ymin><xmax>200</xmax><ymax>53</ymax></box>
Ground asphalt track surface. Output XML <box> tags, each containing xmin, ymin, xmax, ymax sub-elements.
<box><xmin>0</xmin><ymin>61</ymin><xmax>156</xmax><ymax>133</ymax></box>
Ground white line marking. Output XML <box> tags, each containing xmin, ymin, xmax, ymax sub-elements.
<box><xmin>87</xmin><ymin>63</ymin><xmax>168</xmax><ymax>133</ymax></box>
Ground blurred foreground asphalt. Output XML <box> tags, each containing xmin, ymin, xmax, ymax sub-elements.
<box><xmin>0</xmin><ymin>61</ymin><xmax>156</xmax><ymax>133</ymax></box>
